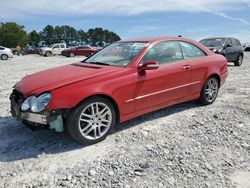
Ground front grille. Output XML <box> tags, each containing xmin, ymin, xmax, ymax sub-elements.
<box><xmin>10</xmin><ymin>89</ymin><xmax>24</xmax><ymax>118</ymax></box>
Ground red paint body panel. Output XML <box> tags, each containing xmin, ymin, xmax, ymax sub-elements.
<box><xmin>15</xmin><ymin>37</ymin><xmax>228</xmax><ymax>123</ymax></box>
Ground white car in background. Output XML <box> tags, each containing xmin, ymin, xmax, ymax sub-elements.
<box><xmin>0</xmin><ymin>46</ymin><xmax>14</xmax><ymax>60</ymax></box>
<box><xmin>39</xmin><ymin>43</ymin><xmax>67</xmax><ymax>57</ymax></box>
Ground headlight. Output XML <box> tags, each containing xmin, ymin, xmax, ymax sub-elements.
<box><xmin>21</xmin><ymin>93</ymin><xmax>52</xmax><ymax>112</ymax></box>
<box><xmin>21</xmin><ymin>96</ymin><xmax>36</xmax><ymax>111</ymax></box>
<box><xmin>212</xmin><ymin>48</ymin><xmax>218</xmax><ymax>53</ymax></box>
<box><xmin>31</xmin><ymin>93</ymin><xmax>52</xmax><ymax>112</ymax></box>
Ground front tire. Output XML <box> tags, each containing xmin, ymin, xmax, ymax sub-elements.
<box><xmin>234</xmin><ymin>54</ymin><xmax>243</xmax><ymax>66</ymax></box>
<box><xmin>45</xmin><ymin>51</ymin><xmax>52</xmax><ymax>57</ymax></box>
<box><xmin>66</xmin><ymin>97</ymin><xmax>116</xmax><ymax>145</ymax></box>
<box><xmin>69</xmin><ymin>52</ymin><xmax>75</xmax><ymax>57</ymax></box>
<box><xmin>1</xmin><ymin>54</ymin><xmax>8</xmax><ymax>60</ymax></box>
<box><xmin>199</xmin><ymin>77</ymin><xmax>219</xmax><ymax>105</ymax></box>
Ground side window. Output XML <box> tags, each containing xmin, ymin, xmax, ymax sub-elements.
<box><xmin>0</xmin><ymin>47</ymin><xmax>4</xmax><ymax>50</ymax></box>
<box><xmin>142</xmin><ymin>41</ymin><xmax>183</xmax><ymax>65</ymax></box>
<box><xmin>231</xmin><ymin>39</ymin><xmax>238</xmax><ymax>46</ymax></box>
<box><xmin>53</xmin><ymin>45</ymin><xmax>60</xmax><ymax>48</ymax></box>
<box><xmin>236</xmin><ymin>40</ymin><xmax>241</xmax><ymax>46</ymax></box>
<box><xmin>60</xmin><ymin>44</ymin><xmax>65</xmax><ymax>48</ymax></box>
<box><xmin>180</xmin><ymin>42</ymin><xmax>206</xmax><ymax>59</ymax></box>
<box><xmin>227</xmin><ymin>39</ymin><xmax>232</xmax><ymax>45</ymax></box>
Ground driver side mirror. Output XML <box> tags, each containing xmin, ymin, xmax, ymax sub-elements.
<box><xmin>138</xmin><ymin>60</ymin><xmax>159</xmax><ymax>73</ymax></box>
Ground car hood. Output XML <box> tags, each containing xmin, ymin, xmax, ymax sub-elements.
<box><xmin>15</xmin><ymin>62</ymin><xmax>121</xmax><ymax>97</ymax></box>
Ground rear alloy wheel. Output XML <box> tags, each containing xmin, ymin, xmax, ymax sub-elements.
<box><xmin>70</xmin><ymin>52</ymin><xmax>75</xmax><ymax>57</ymax></box>
<box><xmin>1</xmin><ymin>54</ymin><xmax>8</xmax><ymax>60</ymax></box>
<box><xmin>234</xmin><ymin>54</ymin><xmax>243</xmax><ymax>66</ymax></box>
<box><xmin>199</xmin><ymin>77</ymin><xmax>219</xmax><ymax>105</ymax></box>
<box><xmin>45</xmin><ymin>51</ymin><xmax>52</xmax><ymax>57</ymax></box>
<box><xmin>66</xmin><ymin>97</ymin><xmax>116</xmax><ymax>145</ymax></box>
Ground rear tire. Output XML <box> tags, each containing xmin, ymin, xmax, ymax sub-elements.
<box><xmin>69</xmin><ymin>52</ymin><xmax>75</xmax><ymax>57</ymax></box>
<box><xmin>66</xmin><ymin>97</ymin><xmax>116</xmax><ymax>145</ymax></box>
<box><xmin>234</xmin><ymin>54</ymin><xmax>243</xmax><ymax>66</ymax></box>
<box><xmin>1</xmin><ymin>54</ymin><xmax>8</xmax><ymax>60</ymax></box>
<box><xmin>199</xmin><ymin>77</ymin><xmax>219</xmax><ymax>105</ymax></box>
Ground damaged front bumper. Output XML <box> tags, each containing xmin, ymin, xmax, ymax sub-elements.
<box><xmin>10</xmin><ymin>89</ymin><xmax>68</xmax><ymax>132</ymax></box>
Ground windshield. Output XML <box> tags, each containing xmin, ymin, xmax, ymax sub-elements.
<box><xmin>200</xmin><ymin>38</ymin><xmax>225</xmax><ymax>47</ymax></box>
<box><xmin>84</xmin><ymin>42</ymin><xmax>148</xmax><ymax>66</ymax></box>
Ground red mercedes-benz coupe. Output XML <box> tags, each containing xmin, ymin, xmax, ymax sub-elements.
<box><xmin>10</xmin><ymin>37</ymin><xmax>228</xmax><ymax>144</ymax></box>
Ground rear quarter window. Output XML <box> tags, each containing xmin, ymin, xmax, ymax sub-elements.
<box><xmin>180</xmin><ymin>42</ymin><xmax>206</xmax><ymax>60</ymax></box>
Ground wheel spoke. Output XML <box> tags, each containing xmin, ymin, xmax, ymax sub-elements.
<box><xmin>81</xmin><ymin>113</ymin><xmax>92</xmax><ymax>119</ymax></box>
<box><xmin>96</xmin><ymin>103</ymin><xmax>99</xmax><ymax>114</ymax></box>
<box><xmin>99</xmin><ymin>106</ymin><xmax>108</xmax><ymax>115</ymax></box>
<box><xmin>80</xmin><ymin>118</ymin><xmax>92</xmax><ymax>123</ymax></box>
<box><xmin>81</xmin><ymin>123</ymin><xmax>92</xmax><ymax>133</ymax></box>
<box><xmin>91</xmin><ymin>104</ymin><xmax>95</xmax><ymax>115</ymax></box>
<box><xmin>100</xmin><ymin>123</ymin><xmax>109</xmax><ymax>128</ymax></box>
<box><xmin>84</xmin><ymin>126</ymin><xmax>94</xmax><ymax>135</ymax></box>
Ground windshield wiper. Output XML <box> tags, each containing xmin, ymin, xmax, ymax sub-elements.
<box><xmin>87</xmin><ymin>61</ymin><xmax>110</xmax><ymax>66</ymax></box>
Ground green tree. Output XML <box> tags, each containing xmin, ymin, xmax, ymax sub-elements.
<box><xmin>87</xmin><ymin>28</ymin><xmax>121</xmax><ymax>46</ymax></box>
<box><xmin>28</xmin><ymin>30</ymin><xmax>40</xmax><ymax>46</ymax></box>
<box><xmin>40</xmin><ymin>25</ymin><xmax>55</xmax><ymax>45</ymax></box>
<box><xmin>77</xmin><ymin>29</ymin><xmax>87</xmax><ymax>45</ymax></box>
<box><xmin>0</xmin><ymin>22</ymin><xmax>28</xmax><ymax>48</ymax></box>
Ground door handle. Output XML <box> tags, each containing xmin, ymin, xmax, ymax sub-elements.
<box><xmin>181</xmin><ymin>65</ymin><xmax>190</xmax><ymax>70</ymax></box>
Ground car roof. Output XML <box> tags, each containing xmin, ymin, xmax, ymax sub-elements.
<box><xmin>120</xmin><ymin>36</ymin><xmax>194</xmax><ymax>43</ymax></box>
<box><xmin>200</xmin><ymin>37</ymin><xmax>240</xmax><ymax>41</ymax></box>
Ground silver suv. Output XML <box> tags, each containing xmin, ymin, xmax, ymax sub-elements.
<box><xmin>0</xmin><ymin>46</ymin><xmax>14</xmax><ymax>60</ymax></box>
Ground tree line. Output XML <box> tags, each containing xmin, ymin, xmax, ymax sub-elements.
<box><xmin>0</xmin><ymin>22</ymin><xmax>121</xmax><ymax>48</ymax></box>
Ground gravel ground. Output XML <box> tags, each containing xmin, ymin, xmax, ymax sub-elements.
<box><xmin>0</xmin><ymin>54</ymin><xmax>249</xmax><ymax>188</ymax></box>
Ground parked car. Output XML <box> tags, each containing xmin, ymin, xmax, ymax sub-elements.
<box><xmin>10</xmin><ymin>37</ymin><xmax>228</xmax><ymax>145</ymax></box>
<box><xmin>39</xmin><ymin>43</ymin><xmax>67</xmax><ymax>57</ymax></box>
<box><xmin>0</xmin><ymin>46</ymin><xmax>13</xmax><ymax>60</ymax></box>
<box><xmin>199</xmin><ymin>37</ymin><xmax>244</xmax><ymax>66</ymax></box>
<box><xmin>245</xmin><ymin>44</ymin><xmax>250</xmax><ymax>52</ymax></box>
<box><xmin>16</xmin><ymin>46</ymin><xmax>40</xmax><ymax>56</ymax></box>
<box><xmin>62</xmin><ymin>46</ymin><xmax>97</xmax><ymax>57</ymax></box>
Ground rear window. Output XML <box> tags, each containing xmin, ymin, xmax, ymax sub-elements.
<box><xmin>200</xmin><ymin>38</ymin><xmax>225</xmax><ymax>47</ymax></box>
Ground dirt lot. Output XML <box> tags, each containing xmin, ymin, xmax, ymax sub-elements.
<box><xmin>0</xmin><ymin>54</ymin><xmax>250</xmax><ymax>188</ymax></box>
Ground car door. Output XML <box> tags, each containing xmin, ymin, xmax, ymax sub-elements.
<box><xmin>76</xmin><ymin>46</ymin><xmax>87</xmax><ymax>56</ymax></box>
<box><xmin>224</xmin><ymin>39</ymin><xmax>235</xmax><ymax>61</ymax></box>
<box><xmin>179</xmin><ymin>41</ymin><xmax>208</xmax><ymax>96</ymax></box>
<box><xmin>231</xmin><ymin>39</ymin><xmax>241</xmax><ymax>61</ymax></box>
<box><xmin>52</xmin><ymin>45</ymin><xmax>61</xmax><ymax>55</ymax></box>
<box><xmin>134</xmin><ymin>41</ymin><xmax>191</xmax><ymax>111</ymax></box>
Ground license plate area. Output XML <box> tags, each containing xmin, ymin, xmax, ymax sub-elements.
<box><xmin>21</xmin><ymin>112</ymin><xmax>47</xmax><ymax>124</ymax></box>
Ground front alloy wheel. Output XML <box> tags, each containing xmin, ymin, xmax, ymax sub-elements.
<box><xmin>199</xmin><ymin>77</ymin><xmax>219</xmax><ymax>105</ymax></box>
<box><xmin>67</xmin><ymin>97</ymin><xmax>116</xmax><ymax>145</ymax></box>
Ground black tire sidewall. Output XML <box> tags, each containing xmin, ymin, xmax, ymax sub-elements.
<box><xmin>234</xmin><ymin>54</ymin><xmax>243</xmax><ymax>66</ymax></box>
<box><xmin>66</xmin><ymin>97</ymin><xmax>116</xmax><ymax>145</ymax></box>
<box><xmin>199</xmin><ymin>77</ymin><xmax>219</xmax><ymax>105</ymax></box>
